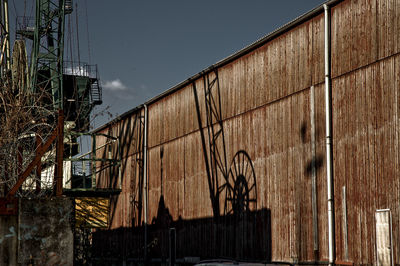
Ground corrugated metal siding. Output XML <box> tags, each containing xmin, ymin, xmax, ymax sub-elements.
<box><xmin>377</xmin><ymin>0</ymin><xmax>400</xmax><ymax>60</ymax></box>
<box><xmin>311</xmin><ymin>14</ymin><xmax>325</xmax><ymax>86</ymax></box>
<box><xmin>94</xmin><ymin>0</ymin><xmax>400</xmax><ymax>263</ymax></box>
<box><xmin>332</xmin><ymin>0</ymin><xmax>400</xmax><ymax>79</ymax></box>
<box><xmin>331</xmin><ymin>52</ymin><xmax>400</xmax><ymax>263</ymax></box>
<box><xmin>96</xmin><ymin>111</ymin><xmax>145</xmax><ymax>229</ymax></box>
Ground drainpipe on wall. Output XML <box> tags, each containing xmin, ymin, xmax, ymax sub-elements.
<box><xmin>143</xmin><ymin>104</ymin><xmax>149</xmax><ymax>263</ymax></box>
<box><xmin>324</xmin><ymin>4</ymin><xmax>335</xmax><ymax>266</ymax></box>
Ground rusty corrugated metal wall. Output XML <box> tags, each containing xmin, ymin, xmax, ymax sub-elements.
<box><xmin>94</xmin><ymin>0</ymin><xmax>400</xmax><ymax>264</ymax></box>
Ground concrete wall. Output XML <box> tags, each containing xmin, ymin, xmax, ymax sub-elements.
<box><xmin>18</xmin><ymin>198</ymin><xmax>74</xmax><ymax>265</ymax></box>
<box><xmin>0</xmin><ymin>215</ymin><xmax>18</xmax><ymax>265</ymax></box>
<box><xmin>0</xmin><ymin>197</ymin><xmax>74</xmax><ymax>265</ymax></box>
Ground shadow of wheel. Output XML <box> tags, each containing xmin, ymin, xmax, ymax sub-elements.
<box><xmin>224</xmin><ymin>150</ymin><xmax>257</xmax><ymax>216</ymax></box>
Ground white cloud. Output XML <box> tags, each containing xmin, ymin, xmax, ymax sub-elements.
<box><xmin>103</xmin><ymin>79</ymin><xmax>127</xmax><ymax>91</ymax></box>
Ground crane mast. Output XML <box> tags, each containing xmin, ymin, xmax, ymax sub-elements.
<box><xmin>0</xmin><ymin>0</ymin><xmax>10</xmax><ymax>77</ymax></box>
<box><xmin>30</xmin><ymin>0</ymin><xmax>69</xmax><ymax>110</ymax></box>
<box><xmin>0</xmin><ymin>0</ymin><xmax>103</xmax><ymax>197</ymax></box>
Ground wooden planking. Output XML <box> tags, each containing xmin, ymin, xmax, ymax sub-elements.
<box><xmin>289</xmin><ymin>89</ymin><xmax>313</xmax><ymax>261</ymax></box>
<box><xmin>96</xmin><ymin>0</ymin><xmax>400</xmax><ymax>263</ymax></box>
<box><xmin>147</xmin><ymin>102</ymin><xmax>158</xmax><ymax>148</ymax></box>
<box><xmin>95</xmin><ymin>129</ymin><xmax>108</xmax><ymax>187</ymax></box>
<box><xmin>147</xmin><ymin>88</ymin><xmax>318</xmax><ymax>261</ymax></box>
<box><xmin>331</xmin><ymin>74</ymin><xmax>344</xmax><ymax>261</ymax></box>
<box><xmin>365</xmin><ymin>62</ymin><xmax>378</xmax><ymax>264</ymax></box>
<box><xmin>331</xmin><ymin>0</ymin><xmax>400</xmax><ymax>78</ymax></box>
<box><xmin>192</xmin><ymin>78</ymin><xmax>206</xmax><ymax>136</ymax></box>
<box><xmin>132</xmin><ymin>90</ymin><xmax>319</xmax><ymax>260</ymax></box>
<box><xmin>312</xmin><ymin>13</ymin><xmax>325</xmax><ymax>86</ymax></box>
<box><xmin>183</xmin><ymin>132</ymin><xmax>195</xmax><ymax>219</ymax></box>
<box><xmin>255</xmin><ymin>47</ymin><xmax>267</xmax><ymax>111</ymax></box>
<box><xmin>288</xmin><ymin>96</ymin><xmax>297</xmax><ymax>259</ymax></box>
<box><xmin>313</xmin><ymin>83</ymin><xmax>328</xmax><ymax>261</ymax></box>
<box><xmin>393</xmin><ymin>54</ymin><xmax>400</xmax><ymax>264</ymax></box>
<box><xmin>350</xmin><ymin>0</ymin><xmax>377</xmax><ymax>72</ymax></box>
<box><xmin>298</xmin><ymin>90</ymin><xmax>313</xmax><ymax>260</ymax></box>
<box><xmin>377</xmin><ymin>0</ymin><xmax>400</xmax><ymax>60</ymax></box>
<box><xmin>330</xmin><ymin>54</ymin><xmax>400</xmax><ymax>263</ymax></box>
<box><xmin>331</xmin><ymin>0</ymin><xmax>352</xmax><ymax>78</ymax></box>
<box><xmin>219</xmin><ymin>61</ymin><xmax>234</xmax><ymax>121</ymax></box>
<box><xmin>285</xmin><ymin>22</ymin><xmax>312</xmax><ymax>97</ymax></box>
<box><xmin>180</xmin><ymin>130</ymin><xmax>213</xmax><ymax>220</ymax></box>
<box><xmin>373</xmin><ymin>55</ymin><xmax>400</xmax><ymax>261</ymax></box>
<box><xmin>95</xmin><ymin>109</ymin><xmax>145</xmax><ymax>228</ymax></box>
<box><xmin>164</xmin><ymin>138</ymin><xmax>185</xmax><ymax>220</ymax></box>
<box><xmin>266</xmin><ymin>36</ymin><xmax>284</xmax><ymax>103</ymax></box>
<box><xmin>147</xmin><ymin>16</ymin><xmax>315</xmax><ymax>149</ymax></box>
<box><xmin>247</xmin><ymin>52</ymin><xmax>256</xmax><ymax>114</ymax></box>
<box><xmin>147</xmin><ymin>146</ymin><xmax>161</xmax><ymax>222</ymax></box>
<box><xmin>236</xmin><ymin>55</ymin><xmax>246</xmax><ymax>115</ymax></box>
<box><xmin>391</xmin><ymin>55</ymin><xmax>400</xmax><ymax>264</ymax></box>
<box><xmin>229</xmin><ymin>89</ymin><xmax>311</xmax><ymax>261</ymax></box>
<box><xmin>110</xmin><ymin>1</ymin><xmax>400</xmax><ymax>145</ymax></box>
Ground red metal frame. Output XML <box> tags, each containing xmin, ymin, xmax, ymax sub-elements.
<box><xmin>5</xmin><ymin>110</ymin><xmax>64</xmax><ymax>200</ymax></box>
<box><xmin>0</xmin><ymin>111</ymin><xmax>64</xmax><ymax>215</ymax></box>
<box><xmin>0</xmin><ymin>198</ymin><xmax>18</xmax><ymax>215</ymax></box>
<box><xmin>5</xmin><ymin>128</ymin><xmax>57</xmax><ymax>199</ymax></box>
<box><xmin>54</xmin><ymin>109</ymin><xmax>64</xmax><ymax>197</ymax></box>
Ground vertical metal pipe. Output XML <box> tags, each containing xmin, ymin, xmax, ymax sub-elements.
<box><xmin>324</xmin><ymin>4</ymin><xmax>335</xmax><ymax>265</ymax></box>
<box><xmin>118</xmin><ymin>138</ymin><xmax>122</xmax><ymax>190</ymax></box>
<box><xmin>143</xmin><ymin>104</ymin><xmax>149</xmax><ymax>263</ymax></box>
<box><xmin>310</xmin><ymin>85</ymin><xmax>319</xmax><ymax>253</ymax></box>
<box><xmin>342</xmin><ymin>186</ymin><xmax>348</xmax><ymax>261</ymax></box>
<box><xmin>35</xmin><ymin>134</ymin><xmax>42</xmax><ymax>193</ymax></box>
<box><xmin>3</xmin><ymin>0</ymin><xmax>10</xmax><ymax>71</ymax></box>
<box><xmin>92</xmin><ymin>134</ymin><xmax>96</xmax><ymax>188</ymax></box>
<box><xmin>169</xmin><ymin>227</ymin><xmax>176</xmax><ymax>266</ymax></box>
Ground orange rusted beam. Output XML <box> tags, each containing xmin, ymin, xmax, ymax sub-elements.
<box><xmin>54</xmin><ymin>109</ymin><xmax>64</xmax><ymax>197</ymax></box>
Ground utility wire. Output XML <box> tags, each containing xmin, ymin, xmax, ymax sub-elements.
<box><xmin>75</xmin><ymin>2</ymin><xmax>81</xmax><ymax>70</ymax></box>
<box><xmin>67</xmin><ymin>13</ymin><xmax>74</xmax><ymax>69</ymax></box>
<box><xmin>84</xmin><ymin>0</ymin><xmax>91</xmax><ymax>64</ymax></box>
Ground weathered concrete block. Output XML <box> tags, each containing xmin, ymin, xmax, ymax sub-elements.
<box><xmin>0</xmin><ymin>215</ymin><xmax>18</xmax><ymax>265</ymax></box>
<box><xmin>18</xmin><ymin>197</ymin><xmax>74</xmax><ymax>265</ymax></box>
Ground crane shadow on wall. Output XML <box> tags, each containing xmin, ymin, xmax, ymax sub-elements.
<box><xmin>96</xmin><ymin>112</ymin><xmax>145</xmax><ymax>228</ymax></box>
<box><xmin>192</xmin><ymin>70</ymin><xmax>260</xmax><ymax>220</ymax></box>
<box><xmin>92</xmin><ymin>118</ymin><xmax>271</xmax><ymax>263</ymax></box>
<box><xmin>91</xmin><ymin>70</ymin><xmax>272</xmax><ymax>263</ymax></box>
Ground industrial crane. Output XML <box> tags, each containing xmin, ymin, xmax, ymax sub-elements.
<box><xmin>0</xmin><ymin>0</ymin><xmax>106</xmax><ymax>206</ymax></box>
<box><xmin>0</xmin><ymin>0</ymin><xmax>10</xmax><ymax>77</ymax></box>
<box><xmin>0</xmin><ymin>2</ymin><xmax>116</xmax><ymax>263</ymax></box>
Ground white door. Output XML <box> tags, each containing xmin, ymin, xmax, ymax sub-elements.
<box><xmin>375</xmin><ymin>209</ymin><xmax>393</xmax><ymax>266</ymax></box>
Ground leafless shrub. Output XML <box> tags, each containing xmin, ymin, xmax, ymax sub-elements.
<box><xmin>0</xmin><ymin>74</ymin><xmax>57</xmax><ymax>197</ymax></box>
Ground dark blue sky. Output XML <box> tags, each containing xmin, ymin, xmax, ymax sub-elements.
<box><xmin>9</xmin><ymin>0</ymin><xmax>326</xmax><ymax>128</ymax></box>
